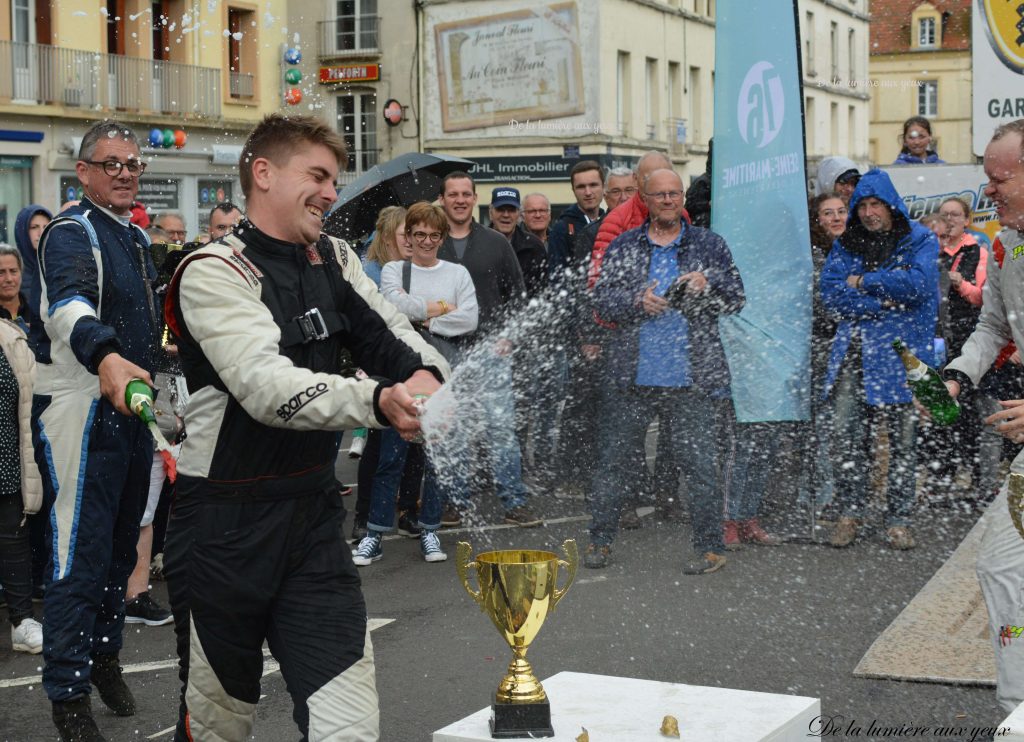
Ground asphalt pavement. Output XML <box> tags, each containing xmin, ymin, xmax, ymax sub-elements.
<box><xmin>0</xmin><ymin>450</ymin><xmax>1008</xmax><ymax>741</ymax></box>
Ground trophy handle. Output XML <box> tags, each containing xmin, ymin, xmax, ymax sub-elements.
<box><xmin>1009</xmin><ymin>474</ymin><xmax>1024</xmax><ymax>541</ymax></box>
<box><xmin>551</xmin><ymin>539</ymin><xmax>578</xmax><ymax>611</ymax></box>
<box><xmin>455</xmin><ymin>541</ymin><xmax>484</xmax><ymax>606</ymax></box>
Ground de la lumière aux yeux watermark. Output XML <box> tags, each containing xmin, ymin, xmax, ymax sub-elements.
<box><xmin>808</xmin><ymin>715</ymin><xmax>1010</xmax><ymax>741</ymax></box>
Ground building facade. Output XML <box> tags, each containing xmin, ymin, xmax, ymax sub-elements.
<box><xmin>0</xmin><ymin>0</ymin><xmax>289</xmax><ymax>241</ymax></box>
<box><xmin>868</xmin><ymin>0</ymin><xmax>973</xmax><ymax>165</ymax></box>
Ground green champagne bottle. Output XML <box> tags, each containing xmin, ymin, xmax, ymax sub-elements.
<box><xmin>892</xmin><ymin>339</ymin><xmax>960</xmax><ymax>425</ymax></box>
<box><xmin>124</xmin><ymin>378</ymin><xmax>157</xmax><ymax>426</ymax></box>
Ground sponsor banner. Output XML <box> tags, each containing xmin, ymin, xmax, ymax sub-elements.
<box><xmin>714</xmin><ymin>0</ymin><xmax>811</xmax><ymax>422</ymax></box>
<box><xmin>972</xmin><ymin>1</ymin><xmax>1024</xmax><ymax>155</ymax></box>
<box><xmin>466</xmin><ymin>153</ymin><xmax>638</xmax><ymax>183</ymax></box>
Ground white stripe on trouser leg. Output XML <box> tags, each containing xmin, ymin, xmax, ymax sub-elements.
<box><xmin>306</xmin><ymin>626</ymin><xmax>380</xmax><ymax>741</ymax></box>
<box><xmin>976</xmin><ymin>482</ymin><xmax>1024</xmax><ymax>715</ymax></box>
<box><xmin>185</xmin><ymin>619</ymin><xmax>258</xmax><ymax>742</ymax></box>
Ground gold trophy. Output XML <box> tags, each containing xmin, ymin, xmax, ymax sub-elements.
<box><xmin>455</xmin><ymin>540</ymin><xmax>579</xmax><ymax>738</ymax></box>
<box><xmin>1008</xmin><ymin>473</ymin><xmax>1024</xmax><ymax>540</ymax></box>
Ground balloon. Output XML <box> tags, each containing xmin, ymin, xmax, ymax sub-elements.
<box><xmin>285</xmin><ymin>88</ymin><xmax>303</xmax><ymax>105</ymax></box>
<box><xmin>284</xmin><ymin>47</ymin><xmax>301</xmax><ymax>64</ymax></box>
<box><xmin>149</xmin><ymin>128</ymin><xmax>163</xmax><ymax>147</ymax></box>
<box><xmin>162</xmin><ymin>129</ymin><xmax>174</xmax><ymax>148</ymax></box>
<box><xmin>174</xmin><ymin>129</ymin><xmax>186</xmax><ymax>149</ymax></box>
<box><xmin>285</xmin><ymin>68</ymin><xmax>302</xmax><ymax>85</ymax></box>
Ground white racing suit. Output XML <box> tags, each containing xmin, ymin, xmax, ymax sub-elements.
<box><xmin>162</xmin><ymin>225</ymin><xmax>449</xmax><ymax>741</ymax></box>
<box><xmin>944</xmin><ymin>226</ymin><xmax>1024</xmax><ymax>714</ymax></box>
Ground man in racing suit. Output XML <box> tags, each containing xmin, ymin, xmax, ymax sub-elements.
<box><xmin>942</xmin><ymin>119</ymin><xmax>1024</xmax><ymax>715</ymax></box>
<box><xmin>162</xmin><ymin>114</ymin><xmax>450</xmax><ymax>741</ymax></box>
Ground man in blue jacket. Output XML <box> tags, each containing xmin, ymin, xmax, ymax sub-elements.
<box><xmin>820</xmin><ymin>168</ymin><xmax>940</xmax><ymax>550</ymax></box>
<box><xmin>588</xmin><ymin>168</ymin><xmax>744</xmax><ymax>573</ymax></box>
<box><xmin>30</xmin><ymin>121</ymin><xmax>158</xmax><ymax>741</ymax></box>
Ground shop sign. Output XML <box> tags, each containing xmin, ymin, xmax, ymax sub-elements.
<box><xmin>320</xmin><ymin>64</ymin><xmax>380</xmax><ymax>84</ymax></box>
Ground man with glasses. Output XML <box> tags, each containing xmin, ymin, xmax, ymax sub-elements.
<box><xmin>154</xmin><ymin>211</ymin><xmax>188</xmax><ymax>244</ymax></box>
<box><xmin>522</xmin><ymin>193</ymin><xmax>552</xmax><ymax>245</ymax></box>
<box><xmin>29</xmin><ymin>120</ymin><xmax>160</xmax><ymax>740</ymax></box>
<box><xmin>208</xmin><ymin>201</ymin><xmax>243</xmax><ymax>240</ymax></box>
<box><xmin>585</xmin><ymin>168</ymin><xmax>744</xmax><ymax>572</ymax></box>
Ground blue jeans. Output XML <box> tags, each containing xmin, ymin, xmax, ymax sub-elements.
<box><xmin>724</xmin><ymin>422</ymin><xmax>781</xmax><ymax>521</ymax></box>
<box><xmin>589</xmin><ymin>385</ymin><xmax>722</xmax><ymax>553</ymax></box>
<box><xmin>796</xmin><ymin>400</ymin><xmax>835</xmax><ymax>508</ymax></box>
<box><xmin>514</xmin><ymin>349</ymin><xmax>567</xmax><ymax>478</ymax></box>
<box><xmin>830</xmin><ymin>363</ymin><xmax>917</xmax><ymax>527</ymax></box>
<box><xmin>368</xmin><ymin>428</ymin><xmax>456</xmax><ymax>532</ymax></box>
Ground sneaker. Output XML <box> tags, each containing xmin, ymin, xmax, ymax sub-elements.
<box><xmin>583</xmin><ymin>544</ymin><xmax>611</xmax><ymax>569</ymax></box>
<box><xmin>619</xmin><ymin>508</ymin><xmax>641</xmax><ymax>530</ymax></box>
<box><xmin>125</xmin><ymin>592</ymin><xmax>172</xmax><ymax>627</ymax></box>
<box><xmin>11</xmin><ymin>617</ymin><xmax>43</xmax><ymax>654</ymax></box>
<box><xmin>351</xmin><ymin>534</ymin><xmax>383</xmax><ymax>566</ymax></box>
<box><xmin>830</xmin><ymin>517</ymin><xmax>858</xmax><ymax>548</ymax></box>
<box><xmin>53</xmin><ymin>695</ymin><xmax>107</xmax><ymax>742</ymax></box>
<box><xmin>739</xmin><ymin>518</ymin><xmax>782</xmax><ymax>546</ymax></box>
<box><xmin>397</xmin><ymin>512</ymin><xmax>423</xmax><ymax>538</ymax></box>
<box><xmin>351</xmin><ymin>516</ymin><xmax>368</xmax><ymax>543</ymax></box>
<box><xmin>440</xmin><ymin>503</ymin><xmax>463</xmax><ymax>528</ymax></box>
<box><xmin>504</xmin><ymin>505</ymin><xmax>543</xmax><ymax>528</ymax></box>
<box><xmin>420</xmin><ymin>531</ymin><xmax>448</xmax><ymax>563</ymax></box>
<box><xmin>723</xmin><ymin>520</ymin><xmax>742</xmax><ymax>551</ymax></box>
<box><xmin>348</xmin><ymin>433</ymin><xmax>367</xmax><ymax>458</ymax></box>
<box><xmin>682</xmin><ymin>551</ymin><xmax>727</xmax><ymax>575</ymax></box>
<box><xmin>90</xmin><ymin>652</ymin><xmax>135</xmax><ymax>716</ymax></box>
<box><xmin>887</xmin><ymin>526</ymin><xmax>915</xmax><ymax>551</ymax></box>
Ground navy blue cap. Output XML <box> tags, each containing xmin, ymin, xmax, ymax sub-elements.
<box><xmin>491</xmin><ymin>187</ymin><xmax>521</xmax><ymax>208</ymax></box>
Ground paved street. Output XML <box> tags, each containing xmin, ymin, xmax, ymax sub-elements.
<box><xmin>0</xmin><ymin>450</ymin><xmax>1008</xmax><ymax>741</ymax></box>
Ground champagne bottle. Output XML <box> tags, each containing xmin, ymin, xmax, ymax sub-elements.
<box><xmin>125</xmin><ymin>378</ymin><xmax>157</xmax><ymax>425</ymax></box>
<box><xmin>892</xmin><ymin>339</ymin><xmax>960</xmax><ymax>425</ymax></box>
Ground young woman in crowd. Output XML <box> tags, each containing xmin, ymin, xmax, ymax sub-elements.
<box><xmin>893</xmin><ymin>116</ymin><xmax>945</xmax><ymax>165</ymax></box>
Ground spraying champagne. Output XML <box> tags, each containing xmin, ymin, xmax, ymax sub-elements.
<box><xmin>892</xmin><ymin>339</ymin><xmax>960</xmax><ymax>425</ymax></box>
<box><xmin>125</xmin><ymin>378</ymin><xmax>177</xmax><ymax>482</ymax></box>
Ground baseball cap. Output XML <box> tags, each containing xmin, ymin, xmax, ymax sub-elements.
<box><xmin>835</xmin><ymin>169</ymin><xmax>860</xmax><ymax>186</ymax></box>
<box><xmin>491</xmin><ymin>187</ymin><xmax>521</xmax><ymax>209</ymax></box>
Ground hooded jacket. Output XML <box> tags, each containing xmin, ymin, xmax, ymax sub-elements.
<box><xmin>0</xmin><ymin>318</ymin><xmax>41</xmax><ymax>514</ymax></box>
<box><xmin>13</xmin><ymin>204</ymin><xmax>52</xmax><ymax>309</ymax></box>
<box><xmin>548</xmin><ymin>202</ymin><xmax>604</xmax><ymax>282</ymax></box>
<box><xmin>816</xmin><ymin>156</ymin><xmax>858</xmax><ymax>197</ymax></box>
<box><xmin>820</xmin><ymin>168</ymin><xmax>940</xmax><ymax>405</ymax></box>
<box><xmin>893</xmin><ymin>151</ymin><xmax>944</xmax><ymax>165</ymax></box>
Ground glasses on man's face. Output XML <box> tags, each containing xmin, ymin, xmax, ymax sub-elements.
<box><xmin>606</xmin><ymin>187</ymin><xmax>639</xmax><ymax>198</ymax></box>
<box><xmin>85</xmin><ymin>159</ymin><xmax>146</xmax><ymax>177</ymax></box>
<box><xmin>645</xmin><ymin>190</ymin><xmax>683</xmax><ymax>202</ymax></box>
<box><xmin>939</xmin><ymin>211</ymin><xmax>966</xmax><ymax>220</ymax></box>
<box><xmin>411</xmin><ymin>230</ymin><xmax>443</xmax><ymax>243</ymax></box>
<box><xmin>523</xmin><ymin>209</ymin><xmax>549</xmax><ymax>217</ymax></box>
<box><xmin>820</xmin><ymin>208</ymin><xmax>848</xmax><ymax>219</ymax></box>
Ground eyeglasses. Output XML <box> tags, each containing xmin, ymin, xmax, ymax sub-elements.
<box><xmin>411</xmin><ymin>230</ymin><xmax>443</xmax><ymax>243</ymax></box>
<box><xmin>84</xmin><ymin>159</ymin><xmax>146</xmax><ymax>177</ymax></box>
<box><xmin>523</xmin><ymin>209</ymin><xmax>550</xmax><ymax>216</ymax></box>
<box><xmin>645</xmin><ymin>190</ymin><xmax>684</xmax><ymax>201</ymax></box>
<box><xmin>606</xmin><ymin>187</ymin><xmax>639</xmax><ymax>198</ymax></box>
<box><xmin>819</xmin><ymin>208</ymin><xmax>848</xmax><ymax>218</ymax></box>
<box><xmin>938</xmin><ymin>211</ymin><xmax>966</xmax><ymax>220</ymax></box>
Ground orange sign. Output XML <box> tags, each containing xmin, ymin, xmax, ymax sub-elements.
<box><xmin>319</xmin><ymin>64</ymin><xmax>380</xmax><ymax>84</ymax></box>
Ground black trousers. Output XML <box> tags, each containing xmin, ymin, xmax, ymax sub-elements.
<box><xmin>0</xmin><ymin>494</ymin><xmax>33</xmax><ymax>624</ymax></box>
<box><xmin>164</xmin><ymin>487</ymin><xmax>377</xmax><ymax>740</ymax></box>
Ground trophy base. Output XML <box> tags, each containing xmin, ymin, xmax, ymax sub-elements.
<box><xmin>489</xmin><ymin>700</ymin><xmax>554</xmax><ymax>738</ymax></box>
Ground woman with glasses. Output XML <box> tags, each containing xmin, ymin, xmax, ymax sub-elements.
<box><xmin>893</xmin><ymin>116</ymin><xmax>945</xmax><ymax>165</ymax></box>
<box><xmin>352</xmin><ymin>201</ymin><xmax>478</xmax><ymax>566</ymax></box>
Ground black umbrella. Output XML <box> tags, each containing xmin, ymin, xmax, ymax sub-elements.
<box><xmin>323</xmin><ymin>152</ymin><xmax>476</xmax><ymax>242</ymax></box>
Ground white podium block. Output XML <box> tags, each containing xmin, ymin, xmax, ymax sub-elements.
<box><xmin>433</xmin><ymin>671</ymin><xmax>820</xmax><ymax>742</ymax></box>
<box><xmin>1000</xmin><ymin>699</ymin><xmax>1024</xmax><ymax>742</ymax></box>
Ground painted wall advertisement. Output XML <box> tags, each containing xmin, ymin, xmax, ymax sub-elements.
<box><xmin>430</xmin><ymin>2</ymin><xmax>586</xmax><ymax>133</ymax></box>
<box><xmin>972</xmin><ymin>1</ymin><xmax>1024</xmax><ymax>155</ymax></box>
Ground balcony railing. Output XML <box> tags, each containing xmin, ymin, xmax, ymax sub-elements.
<box><xmin>229</xmin><ymin>71</ymin><xmax>255</xmax><ymax>98</ymax></box>
<box><xmin>318</xmin><ymin>16</ymin><xmax>381</xmax><ymax>58</ymax></box>
<box><xmin>337</xmin><ymin>148</ymin><xmax>381</xmax><ymax>186</ymax></box>
<box><xmin>0</xmin><ymin>40</ymin><xmax>221</xmax><ymax>118</ymax></box>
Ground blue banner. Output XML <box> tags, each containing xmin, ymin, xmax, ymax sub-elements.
<box><xmin>713</xmin><ymin>0</ymin><xmax>812</xmax><ymax>422</ymax></box>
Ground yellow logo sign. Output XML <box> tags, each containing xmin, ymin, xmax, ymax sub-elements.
<box><xmin>980</xmin><ymin>1</ymin><xmax>1024</xmax><ymax>74</ymax></box>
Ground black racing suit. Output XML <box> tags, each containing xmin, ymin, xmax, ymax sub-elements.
<box><xmin>162</xmin><ymin>221</ymin><xmax>446</xmax><ymax>741</ymax></box>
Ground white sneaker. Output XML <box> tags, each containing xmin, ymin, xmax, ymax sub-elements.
<box><xmin>348</xmin><ymin>434</ymin><xmax>367</xmax><ymax>459</ymax></box>
<box><xmin>11</xmin><ymin>617</ymin><xmax>43</xmax><ymax>654</ymax></box>
<box><xmin>420</xmin><ymin>531</ymin><xmax>448</xmax><ymax>563</ymax></box>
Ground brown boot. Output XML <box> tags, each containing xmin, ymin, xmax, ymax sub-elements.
<box><xmin>830</xmin><ymin>517</ymin><xmax>858</xmax><ymax>548</ymax></box>
<box><xmin>886</xmin><ymin>526</ymin><xmax>915</xmax><ymax>551</ymax></box>
<box><xmin>739</xmin><ymin>518</ymin><xmax>782</xmax><ymax>546</ymax></box>
<box><xmin>723</xmin><ymin>520</ymin><xmax>742</xmax><ymax>551</ymax></box>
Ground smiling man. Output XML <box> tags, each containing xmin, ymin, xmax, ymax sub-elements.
<box><xmin>28</xmin><ymin>121</ymin><xmax>160</xmax><ymax>742</ymax></box>
<box><xmin>940</xmin><ymin>119</ymin><xmax>1024</xmax><ymax>716</ymax></box>
<box><xmin>161</xmin><ymin>114</ymin><xmax>449</xmax><ymax>742</ymax></box>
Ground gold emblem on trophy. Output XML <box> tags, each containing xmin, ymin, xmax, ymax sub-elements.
<box><xmin>1008</xmin><ymin>473</ymin><xmax>1024</xmax><ymax>540</ymax></box>
<box><xmin>455</xmin><ymin>540</ymin><xmax>579</xmax><ymax>738</ymax></box>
